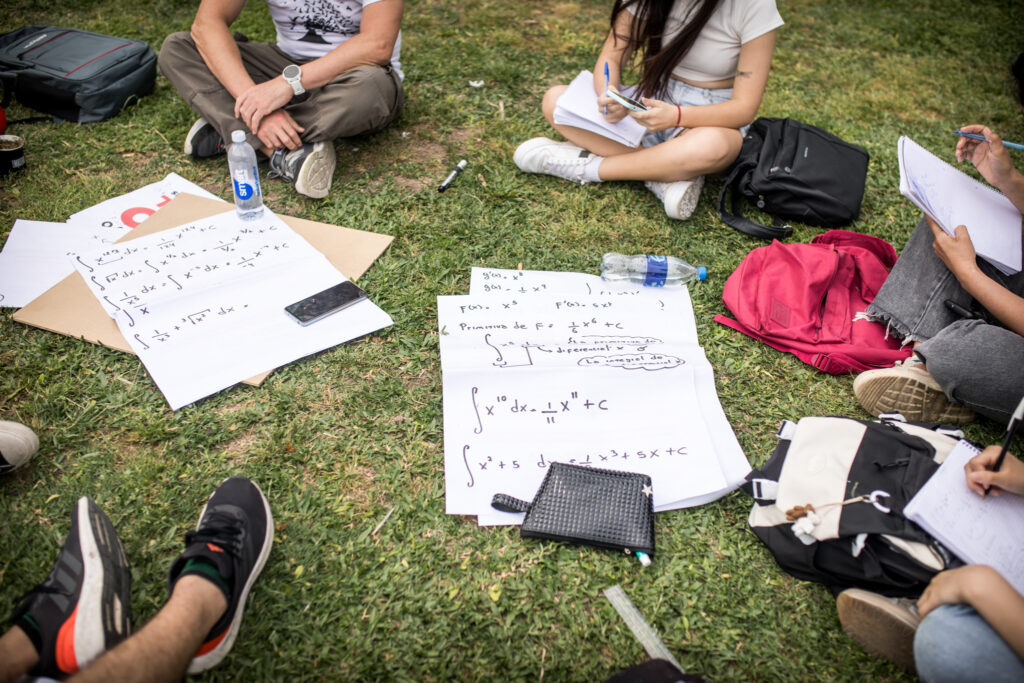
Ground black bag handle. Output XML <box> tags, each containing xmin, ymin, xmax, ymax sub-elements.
<box><xmin>716</xmin><ymin>160</ymin><xmax>794</xmax><ymax>240</ymax></box>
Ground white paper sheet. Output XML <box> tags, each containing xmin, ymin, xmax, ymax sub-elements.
<box><xmin>466</xmin><ymin>268</ymin><xmax>749</xmax><ymax>525</ymax></box>
<box><xmin>0</xmin><ymin>220</ymin><xmax>120</xmax><ymax>308</ymax></box>
<box><xmin>72</xmin><ymin>207</ymin><xmax>392</xmax><ymax>410</ymax></box>
<box><xmin>553</xmin><ymin>70</ymin><xmax>647</xmax><ymax>148</ymax></box>
<box><xmin>905</xmin><ymin>440</ymin><xmax>1024</xmax><ymax>596</ymax></box>
<box><xmin>439</xmin><ymin>283</ymin><xmax>748</xmax><ymax>524</ymax></box>
<box><xmin>898</xmin><ymin>136</ymin><xmax>1022</xmax><ymax>274</ymax></box>
<box><xmin>67</xmin><ymin>172</ymin><xmax>222</xmax><ymax>233</ymax></box>
<box><xmin>0</xmin><ymin>174</ymin><xmax>223</xmax><ymax>308</ymax></box>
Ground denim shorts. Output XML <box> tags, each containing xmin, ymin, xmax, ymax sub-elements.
<box><xmin>641</xmin><ymin>80</ymin><xmax>743</xmax><ymax>148</ymax></box>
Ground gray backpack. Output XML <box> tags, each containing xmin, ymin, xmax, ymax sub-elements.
<box><xmin>0</xmin><ymin>26</ymin><xmax>156</xmax><ymax>123</ymax></box>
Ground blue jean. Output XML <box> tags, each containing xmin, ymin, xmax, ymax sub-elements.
<box><xmin>640</xmin><ymin>81</ymin><xmax>742</xmax><ymax>148</ymax></box>
<box><xmin>915</xmin><ymin>603</ymin><xmax>1024</xmax><ymax>682</ymax></box>
<box><xmin>865</xmin><ymin>217</ymin><xmax>1024</xmax><ymax>423</ymax></box>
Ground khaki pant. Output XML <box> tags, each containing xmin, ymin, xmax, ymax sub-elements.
<box><xmin>158</xmin><ymin>31</ymin><xmax>404</xmax><ymax>152</ymax></box>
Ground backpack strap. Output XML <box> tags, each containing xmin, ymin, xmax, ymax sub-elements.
<box><xmin>716</xmin><ymin>161</ymin><xmax>794</xmax><ymax>240</ymax></box>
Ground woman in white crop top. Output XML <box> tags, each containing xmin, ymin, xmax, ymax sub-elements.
<box><xmin>514</xmin><ymin>0</ymin><xmax>783</xmax><ymax>220</ymax></box>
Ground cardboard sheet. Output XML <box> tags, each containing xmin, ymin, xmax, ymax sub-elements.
<box><xmin>13</xmin><ymin>194</ymin><xmax>394</xmax><ymax>386</ymax></box>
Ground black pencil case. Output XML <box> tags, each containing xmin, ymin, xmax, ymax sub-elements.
<box><xmin>491</xmin><ymin>462</ymin><xmax>655</xmax><ymax>557</ymax></box>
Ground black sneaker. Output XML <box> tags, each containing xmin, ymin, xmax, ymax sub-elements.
<box><xmin>267</xmin><ymin>141</ymin><xmax>336</xmax><ymax>198</ymax></box>
<box><xmin>167</xmin><ymin>477</ymin><xmax>273</xmax><ymax>674</ymax></box>
<box><xmin>9</xmin><ymin>497</ymin><xmax>131</xmax><ymax>678</ymax></box>
<box><xmin>184</xmin><ymin>118</ymin><xmax>226</xmax><ymax>159</ymax></box>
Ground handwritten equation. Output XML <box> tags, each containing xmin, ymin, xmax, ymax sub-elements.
<box><xmin>74</xmin><ymin>214</ymin><xmax>294</xmax><ymax>340</ymax></box>
<box><xmin>458</xmin><ymin>441</ymin><xmax>689</xmax><ymax>488</ymax></box>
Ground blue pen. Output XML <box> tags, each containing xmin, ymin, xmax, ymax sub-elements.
<box><xmin>955</xmin><ymin>130</ymin><xmax>1024</xmax><ymax>152</ymax></box>
<box><xmin>603</xmin><ymin>61</ymin><xmax>610</xmax><ymax>115</ymax></box>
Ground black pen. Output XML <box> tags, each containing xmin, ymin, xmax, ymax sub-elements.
<box><xmin>438</xmin><ymin>159</ymin><xmax>467</xmax><ymax>192</ymax></box>
<box><xmin>985</xmin><ymin>395</ymin><xmax>1024</xmax><ymax>497</ymax></box>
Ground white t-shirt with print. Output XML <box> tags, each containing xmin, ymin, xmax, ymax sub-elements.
<box><xmin>266</xmin><ymin>0</ymin><xmax>403</xmax><ymax>80</ymax></box>
<box><xmin>629</xmin><ymin>0</ymin><xmax>783</xmax><ymax>83</ymax></box>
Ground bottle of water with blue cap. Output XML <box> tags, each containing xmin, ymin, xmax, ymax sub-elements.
<box><xmin>228</xmin><ymin>129</ymin><xmax>264</xmax><ymax>220</ymax></box>
<box><xmin>600</xmin><ymin>253</ymin><xmax>707</xmax><ymax>287</ymax></box>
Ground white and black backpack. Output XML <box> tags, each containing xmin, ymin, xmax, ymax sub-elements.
<box><xmin>743</xmin><ymin>416</ymin><xmax>964</xmax><ymax>597</ymax></box>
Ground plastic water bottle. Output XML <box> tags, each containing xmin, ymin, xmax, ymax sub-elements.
<box><xmin>228</xmin><ymin>129</ymin><xmax>263</xmax><ymax>220</ymax></box>
<box><xmin>600</xmin><ymin>253</ymin><xmax>707</xmax><ymax>287</ymax></box>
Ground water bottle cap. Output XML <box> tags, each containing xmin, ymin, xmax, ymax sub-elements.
<box><xmin>696</xmin><ymin>266</ymin><xmax>707</xmax><ymax>281</ymax></box>
<box><xmin>231</xmin><ymin>130</ymin><xmax>246</xmax><ymax>143</ymax></box>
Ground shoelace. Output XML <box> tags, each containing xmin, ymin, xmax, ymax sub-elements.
<box><xmin>546</xmin><ymin>150</ymin><xmax>590</xmax><ymax>182</ymax></box>
<box><xmin>185</xmin><ymin>510</ymin><xmax>244</xmax><ymax>557</ymax></box>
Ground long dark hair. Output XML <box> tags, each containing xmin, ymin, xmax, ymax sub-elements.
<box><xmin>611</xmin><ymin>0</ymin><xmax>723</xmax><ymax>98</ymax></box>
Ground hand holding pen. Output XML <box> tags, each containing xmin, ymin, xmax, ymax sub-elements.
<box><xmin>965</xmin><ymin>395</ymin><xmax>1024</xmax><ymax>497</ymax></box>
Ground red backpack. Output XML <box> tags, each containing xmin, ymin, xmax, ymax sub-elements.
<box><xmin>714</xmin><ymin>230</ymin><xmax>913</xmax><ymax>374</ymax></box>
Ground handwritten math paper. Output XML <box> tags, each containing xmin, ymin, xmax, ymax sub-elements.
<box><xmin>72</xmin><ymin>207</ymin><xmax>392</xmax><ymax>410</ymax></box>
<box><xmin>0</xmin><ymin>173</ymin><xmax>222</xmax><ymax>308</ymax></box>
<box><xmin>440</xmin><ymin>268</ymin><xmax>750</xmax><ymax>526</ymax></box>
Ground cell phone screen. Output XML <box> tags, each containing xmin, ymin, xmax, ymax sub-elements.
<box><xmin>284</xmin><ymin>281</ymin><xmax>368</xmax><ymax>326</ymax></box>
<box><xmin>606</xmin><ymin>89</ymin><xmax>649</xmax><ymax>112</ymax></box>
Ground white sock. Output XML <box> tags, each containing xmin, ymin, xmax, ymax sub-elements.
<box><xmin>582</xmin><ymin>156</ymin><xmax>604</xmax><ymax>183</ymax></box>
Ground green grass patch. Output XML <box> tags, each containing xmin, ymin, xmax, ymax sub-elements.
<box><xmin>1</xmin><ymin>0</ymin><xmax>1020</xmax><ymax>680</ymax></box>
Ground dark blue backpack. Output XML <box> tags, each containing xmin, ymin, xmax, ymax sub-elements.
<box><xmin>0</xmin><ymin>26</ymin><xmax>156</xmax><ymax>123</ymax></box>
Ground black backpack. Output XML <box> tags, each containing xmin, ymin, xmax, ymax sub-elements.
<box><xmin>744</xmin><ymin>415</ymin><xmax>963</xmax><ymax>597</ymax></box>
<box><xmin>717</xmin><ymin>117</ymin><xmax>870</xmax><ymax>240</ymax></box>
<box><xmin>0</xmin><ymin>26</ymin><xmax>156</xmax><ymax>123</ymax></box>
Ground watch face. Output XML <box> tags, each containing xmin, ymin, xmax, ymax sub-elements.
<box><xmin>283</xmin><ymin>64</ymin><xmax>300</xmax><ymax>80</ymax></box>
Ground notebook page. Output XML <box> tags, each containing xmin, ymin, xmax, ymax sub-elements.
<box><xmin>897</xmin><ymin>137</ymin><xmax>1022</xmax><ymax>274</ymax></box>
<box><xmin>905</xmin><ymin>440</ymin><xmax>1024</xmax><ymax>596</ymax></box>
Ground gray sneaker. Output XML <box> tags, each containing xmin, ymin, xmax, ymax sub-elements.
<box><xmin>268</xmin><ymin>142</ymin><xmax>336</xmax><ymax>199</ymax></box>
<box><xmin>836</xmin><ymin>588</ymin><xmax>920</xmax><ymax>672</ymax></box>
<box><xmin>183</xmin><ymin>118</ymin><xmax>225</xmax><ymax>159</ymax></box>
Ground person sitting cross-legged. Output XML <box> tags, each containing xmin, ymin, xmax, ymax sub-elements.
<box><xmin>159</xmin><ymin>0</ymin><xmax>405</xmax><ymax>199</ymax></box>
<box><xmin>853</xmin><ymin>125</ymin><xmax>1024</xmax><ymax>425</ymax></box>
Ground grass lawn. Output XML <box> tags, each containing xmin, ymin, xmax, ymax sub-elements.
<box><xmin>1</xmin><ymin>0</ymin><xmax>1021</xmax><ymax>680</ymax></box>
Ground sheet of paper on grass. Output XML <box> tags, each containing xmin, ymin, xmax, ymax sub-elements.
<box><xmin>0</xmin><ymin>173</ymin><xmax>220</xmax><ymax>308</ymax></box>
<box><xmin>13</xmin><ymin>193</ymin><xmax>394</xmax><ymax>387</ymax></box>
<box><xmin>466</xmin><ymin>268</ymin><xmax>749</xmax><ymax>525</ymax></box>
<box><xmin>553</xmin><ymin>70</ymin><xmax>647</xmax><ymax>148</ymax></box>
<box><xmin>905</xmin><ymin>440</ymin><xmax>1024</xmax><ymax>597</ymax></box>
<box><xmin>897</xmin><ymin>136</ymin><xmax>1022</xmax><ymax>274</ymax></box>
<box><xmin>71</xmin><ymin>207</ymin><xmax>392</xmax><ymax>410</ymax></box>
<box><xmin>439</xmin><ymin>285</ymin><xmax>746</xmax><ymax>525</ymax></box>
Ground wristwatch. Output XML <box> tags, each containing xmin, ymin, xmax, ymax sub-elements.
<box><xmin>282</xmin><ymin>64</ymin><xmax>305</xmax><ymax>97</ymax></box>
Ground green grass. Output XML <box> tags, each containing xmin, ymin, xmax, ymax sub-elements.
<box><xmin>1</xmin><ymin>0</ymin><xmax>1021</xmax><ymax>680</ymax></box>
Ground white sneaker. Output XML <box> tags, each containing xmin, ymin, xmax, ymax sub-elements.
<box><xmin>513</xmin><ymin>137</ymin><xmax>594</xmax><ymax>185</ymax></box>
<box><xmin>645</xmin><ymin>176</ymin><xmax>704</xmax><ymax>220</ymax></box>
<box><xmin>0</xmin><ymin>421</ymin><xmax>39</xmax><ymax>474</ymax></box>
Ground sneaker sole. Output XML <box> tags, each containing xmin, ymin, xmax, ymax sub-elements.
<box><xmin>68</xmin><ymin>498</ymin><xmax>131</xmax><ymax>672</ymax></box>
<box><xmin>293</xmin><ymin>142</ymin><xmax>336</xmax><ymax>199</ymax></box>
<box><xmin>661</xmin><ymin>176</ymin><xmax>704</xmax><ymax>220</ymax></box>
<box><xmin>853</xmin><ymin>370</ymin><xmax>975</xmax><ymax>423</ymax></box>
<box><xmin>187</xmin><ymin>480</ymin><xmax>274</xmax><ymax>674</ymax></box>
<box><xmin>837</xmin><ymin>589</ymin><xmax>919</xmax><ymax>672</ymax></box>
<box><xmin>184</xmin><ymin>118</ymin><xmax>209</xmax><ymax>157</ymax></box>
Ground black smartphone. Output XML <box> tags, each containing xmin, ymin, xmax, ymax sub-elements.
<box><xmin>284</xmin><ymin>281</ymin><xmax>368</xmax><ymax>326</ymax></box>
<box><xmin>606</xmin><ymin>89</ymin><xmax>649</xmax><ymax>112</ymax></box>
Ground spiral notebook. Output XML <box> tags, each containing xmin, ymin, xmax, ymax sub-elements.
<box><xmin>904</xmin><ymin>440</ymin><xmax>1024</xmax><ymax>596</ymax></box>
<box><xmin>897</xmin><ymin>136</ymin><xmax>1022</xmax><ymax>275</ymax></box>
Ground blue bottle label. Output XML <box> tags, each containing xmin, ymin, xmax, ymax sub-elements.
<box><xmin>233</xmin><ymin>179</ymin><xmax>254</xmax><ymax>200</ymax></box>
<box><xmin>644</xmin><ymin>255</ymin><xmax>668</xmax><ymax>287</ymax></box>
